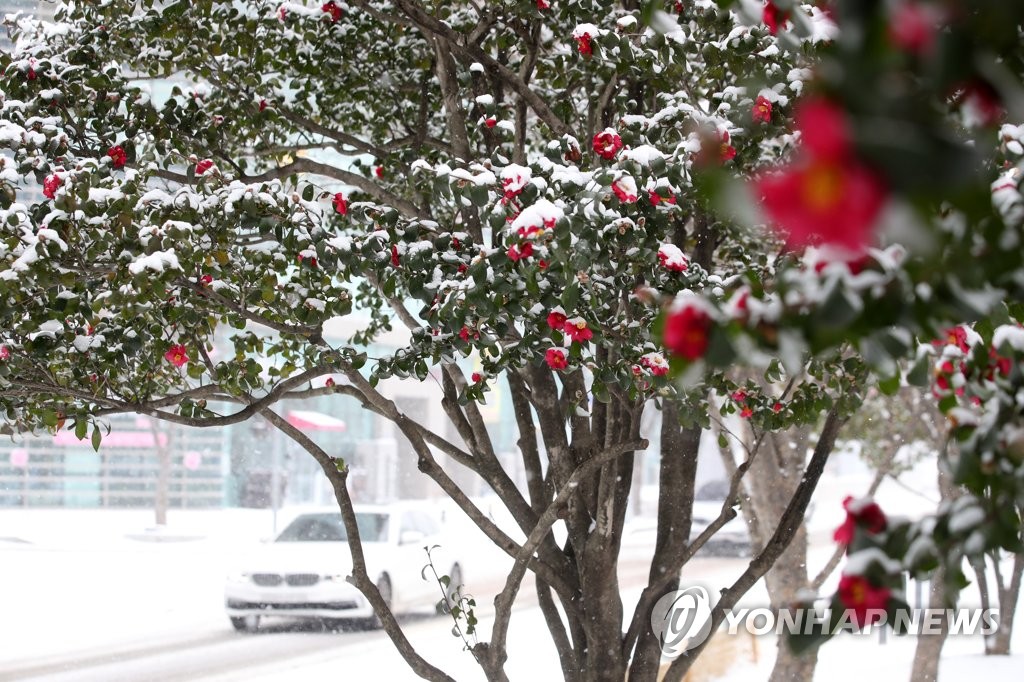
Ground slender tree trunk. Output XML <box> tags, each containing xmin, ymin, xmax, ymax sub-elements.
<box><xmin>150</xmin><ymin>421</ymin><xmax>172</xmax><ymax>526</ymax></box>
<box><xmin>910</xmin><ymin>465</ymin><xmax>959</xmax><ymax>682</ymax></box>
<box><xmin>628</xmin><ymin>405</ymin><xmax>701</xmax><ymax>681</ymax></box>
<box><xmin>747</xmin><ymin>430</ymin><xmax>819</xmax><ymax>682</ymax></box>
<box><xmin>764</xmin><ymin>525</ymin><xmax>819</xmax><ymax>682</ymax></box>
<box><xmin>909</xmin><ymin>565</ymin><xmax>949</xmax><ymax>682</ymax></box>
<box><xmin>986</xmin><ymin>551</ymin><xmax>1024</xmax><ymax>655</ymax></box>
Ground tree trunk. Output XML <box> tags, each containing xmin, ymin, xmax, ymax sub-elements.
<box><xmin>747</xmin><ymin>430</ymin><xmax>819</xmax><ymax>682</ymax></box>
<box><xmin>909</xmin><ymin>566</ymin><xmax>948</xmax><ymax>682</ymax></box>
<box><xmin>628</xmin><ymin>407</ymin><xmax>701</xmax><ymax>681</ymax></box>
<box><xmin>986</xmin><ymin>551</ymin><xmax>1024</xmax><ymax>655</ymax></box>
<box><xmin>150</xmin><ymin>421</ymin><xmax>172</xmax><ymax>526</ymax></box>
<box><xmin>910</xmin><ymin>464</ymin><xmax>958</xmax><ymax>682</ymax></box>
<box><xmin>578</xmin><ymin>527</ymin><xmax>627</xmax><ymax>681</ymax></box>
<box><xmin>764</xmin><ymin>524</ymin><xmax>819</xmax><ymax>682</ymax></box>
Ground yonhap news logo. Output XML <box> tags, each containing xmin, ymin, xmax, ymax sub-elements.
<box><xmin>651</xmin><ymin>584</ymin><xmax>1000</xmax><ymax>659</ymax></box>
<box><xmin>651</xmin><ymin>586</ymin><xmax>715</xmax><ymax>657</ymax></box>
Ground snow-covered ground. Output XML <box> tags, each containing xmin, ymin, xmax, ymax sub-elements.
<box><xmin>0</xmin><ymin>456</ymin><xmax>1020</xmax><ymax>681</ymax></box>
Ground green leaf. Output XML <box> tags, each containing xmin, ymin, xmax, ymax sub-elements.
<box><xmin>91</xmin><ymin>426</ymin><xmax>102</xmax><ymax>452</ymax></box>
<box><xmin>75</xmin><ymin>419</ymin><xmax>88</xmax><ymax>441</ymax></box>
<box><xmin>818</xmin><ymin>281</ymin><xmax>861</xmax><ymax>329</ymax></box>
<box><xmin>786</xmin><ymin>628</ymin><xmax>832</xmax><ymax>657</ymax></box>
<box><xmin>906</xmin><ymin>356</ymin><xmax>930</xmax><ymax>387</ymax></box>
<box><xmin>561</xmin><ymin>281</ymin><xmax>580</xmax><ymax>311</ymax></box>
<box><xmin>877</xmin><ymin>373</ymin><xmax>900</xmax><ymax>396</ymax></box>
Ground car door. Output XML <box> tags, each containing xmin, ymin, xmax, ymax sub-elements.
<box><xmin>394</xmin><ymin>511</ymin><xmax>433</xmax><ymax>607</ymax></box>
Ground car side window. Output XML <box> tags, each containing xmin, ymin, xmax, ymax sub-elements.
<box><xmin>399</xmin><ymin>512</ymin><xmax>419</xmax><ymax>535</ymax></box>
<box><xmin>415</xmin><ymin>511</ymin><xmax>440</xmax><ymax>537</ymax></box>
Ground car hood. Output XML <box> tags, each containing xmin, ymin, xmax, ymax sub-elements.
<box><xmin>235</xmin><ymin>541</ymin><xmax>357</xmax><ymax>575</ymax></box>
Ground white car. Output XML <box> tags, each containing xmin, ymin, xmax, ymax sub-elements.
<box><xmin>224</xmin><ymin>504</ymin><xmax>462</xmax><ymax>632</ymax></box>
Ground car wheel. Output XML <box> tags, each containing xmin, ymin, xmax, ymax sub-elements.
<box><xmin>436</xmin><ymin>563</ymin><xmax>462</xmax><ymax>615</ymax></box>
<box><xmin>369</xmin><ymin>574</ymin><xmax>392</xmax><ymax>630</ymax></box>
<box><xmin>230</xmin><ymin>615</ymin><xmax>260</xmax><ymax>633</ymax></box>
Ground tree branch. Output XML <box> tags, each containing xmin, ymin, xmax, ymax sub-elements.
<box><xmin>663</xmin><ymin>406</ymin><xmax>846</xmax><ymax>681</ymax></box>
<box><xmin>390</xmin><ymin>0</ymin><xmax>573</xmax><ymax>137</ymax></box>
<box><xmin>487</xmin><ymin>438</ymin><xmax>648</xmax><ymax>675</ymax></box>
<box><xmin>261</xmin><ymin>409</ymin><xmax>457</xmax><ymax>682</ymax></box>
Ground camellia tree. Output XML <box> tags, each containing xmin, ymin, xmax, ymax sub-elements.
<box><xmin>2</xmin><ymin>1</ymin><xmax>1024</xmax><ymax>681</ymax></box>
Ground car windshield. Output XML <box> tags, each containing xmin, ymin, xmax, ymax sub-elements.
<box><xmin>275</xmin><ymin>512</ymin><xmax>389</xmax><ymax>543</ymax></box>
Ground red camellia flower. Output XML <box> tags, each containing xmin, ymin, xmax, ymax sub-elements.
<box><xmin>200</xmin><ymin>274</ymin><xmax>213</xmax><ymax>286</ymax></box>
<box><xmin>536</xmin><ymin>0</ymin><xmax>550</xmax><ymax>8</ymax></box>
<box><xmin>325</xmin><ymin>377</ymin><xmax>336</xmax><ymax>388</ymax></box>
<box><xmin>648</xmin><ymin>188</ymin><xmax>677</xmax><ymax>205</ymax></box>
<box><xmin>374</xmin><ymin>165</ymin><xmax>384</xmax><ymax>179</ymax></box>
<box><xmin>332</xmin><ymin>192</ymin><xmax>347</xmax><ymax>215</ymax></box>
<box><xmin>459</xmin><ymin>326</ymin><xmax>471</xmax><ymax>342</ymax></box>
<box><xmin>889</xmin><ymin>2</ymin><xmax>937</xmax><ymax>56</ymax></box>
<box><xmin>107</xmin><ymin>145</ymin><xmax>127</xmax><ymax>169</ymax></box>
<box><xmin>564</xmin><ymin>318</ymin><xmax>593</xmax><ymax>344</ymax></box>
<box><xmin>641</xmin><ymin>353</ymin><xmax>670</xmax><ymax>376</ymax></box>
<box><xmin>740</xmin><ymin>406</ymin><xmax>754</xmax><ymax>419</ymax></box>
<box><xmin>719</xmin><ymin>130</ymin><xmax>736</xmax><ymax>163</ymax></box>
<box><xmin>391</xmin><ymin>244</ymin><xmax>400</xmax><ymax>267</ymax></box>
<box><xmin>321</xmin><ymin>1</ymin><xmax>342</xmax><ymax>22</ymax></box>
<box><xmin>833</xmin><ymin>495</ymin><xmax>888</xmax><ymax>545</ymax></box>
<box><xmin>576</xmin><ymin>32</ymin><xmax>593</xmax><ymax>57</ymax></box>
<box><xmin>164</xmin><ymin>344</ymin><xmax>189</xmax><ymax>368</ymax></box>
<box><xmin>752</xmin><ymin>95</ymin><xmax>773</xmax><ymax>124</ymax></box>
<box><xmin>936</xmin><ymin>326</ymin><xmax>971</xmax><ymax>353</ymax></box>
<box><xmin>545</xmin><ymin>348</ymin><xmax>568</xmax><ymax>371</ymax></box>
<box><xmin>960</xmin><ymin>80</ymin><xmax>1004</xmax><ymax>128</ymax></box>
<box><xmin>42</xmin><ymin>174</ymin><xmax>62</xmax><ymax>200</ymax></box>
<box><xmin>658</xmin><ymin>244</ymin><xmax>688</xmax><ymax>272</ymax></box>
<box><xmin>756</xmin><ymin>98</ymin><xmax>888</xmax><ymax>250</ymax></box>
<box><xmin>485</xmin><ymin>117</ymin><xmax>497</xmax><ymax>128</ymax></box>
<box><xmin>797</xmin><ymin>98</ymin><xmax>852</xmax><ymax>161</ymax></box>
<box><xmin>838</xmin><ymin>574</ymin><xmax>891</xmax><ymax>628</ymax></box>
<box><xmin>612</xmin><ymin>176</ymin><xmax>638</xmax><ymax>203</ymax></box>
<box><xmin>471</xmin><ymin>372</ymin><xmax>483</xmax><ymax>383</ymax></box>
<box><xmin>195</xmin><ymin>159</ymin><xmax>214</xmax><ymax>175</ymax></box>
<box><xmin>987</xmin><ymin>347</ymin><xmax>1012</xmax><ymax>380</ymax></box>
<box><xmin>773</xmin><ymin>401</ymin><xmax>784</xmax><ymax>413</ymax></box>
<box><xmin>592</xmin><ymin>129</ymin><xmax>623</xmax><ymax>160</ymax></box>
<box><xmin>663</xmin><ymin>304</ymin><xmax>712</xmax><ymax>361</ymax></box>
<box><xmin>507</xmin><ymin>241</ymin><xmax>534</xmax><ymax>262</ymax></box>
<box><xmin>763</xmin><ymin>1</ymin><xmax>790</xmax><ymax>35</ymax></box>
<box><xmin>546</xmin><ymin>310</ymin><xmax>567</xmax><ymax>331</ymax></box>
<box><xmin>258</xmin><ymin>98</ymin><xmax>268</xmax><ymax>112</ymax></box>
<box><xmin>0</xmin><ymin>345</ymin><xmax>9</xmax><ymax>361</ymax></box>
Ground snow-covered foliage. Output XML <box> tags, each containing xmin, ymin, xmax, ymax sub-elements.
<box><xmin>2</xmin><ymin>0</ymin><xmax>1024</xmax><ymax>677</ymax></box>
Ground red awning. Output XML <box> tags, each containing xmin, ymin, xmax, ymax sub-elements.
<box><xmin>286</xmin><ymin>410</ymin><xmax>347</xmax><ymax>432</ymax></box>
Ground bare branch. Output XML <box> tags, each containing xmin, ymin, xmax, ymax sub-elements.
<box><xmin>261</xmin><ymin>409</ymin><xmax>457</xmax><ymax>682</ymax></box>
<box><xmin>389</xmin><ymin>0</ymin><xmax>573</xmax><ymax>137</ymax></box>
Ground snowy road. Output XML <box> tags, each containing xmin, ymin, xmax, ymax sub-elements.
<box><xmin>0</xmin><ymin>509</ymin><xmax>752</xmax><ymax>682</ymax></box>
<box><xmin>0</xmin><ymin>547</ymin><xmax>744</xmax><ymax>682</ymax></box>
